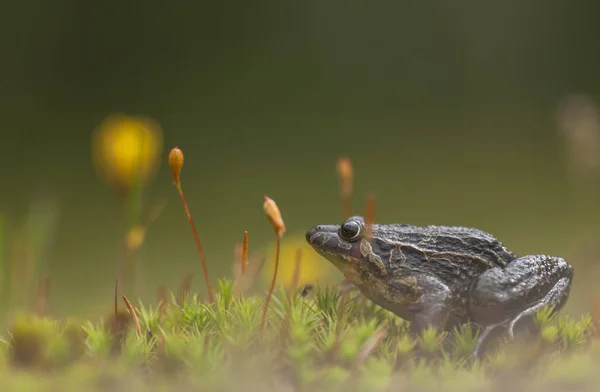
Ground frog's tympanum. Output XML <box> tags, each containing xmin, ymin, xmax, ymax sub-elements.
<box><xmin>306</xmin><ymin>216</ymin><xmax>573</xmax><ymax>357</ymax></box>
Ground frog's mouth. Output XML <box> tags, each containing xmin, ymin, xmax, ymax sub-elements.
<box><xmin>305</xmin><ymin>224</ymin><xmax>360</xmax><ymax>273</ymax></box>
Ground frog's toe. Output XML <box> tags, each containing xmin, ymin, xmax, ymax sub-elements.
<box><xmin>506</xmin><ymin>313</ymin><xmax>531</xmax><ymax>339</ymax></box>
<box><xmin>472</xmin><ymin>320</ymin><xmax>508</xmax><ymax>360</ymax></box>
<box><xmin>507</xmin><ymin>319</ymin><xmax>517</xmax><ymax>339</ymax></box>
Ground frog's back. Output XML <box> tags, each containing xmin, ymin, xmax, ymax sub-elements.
<box><xmin>373</xmin><ymin>223</ymin><xmax>516</xmax><ymax>286</ymax></box>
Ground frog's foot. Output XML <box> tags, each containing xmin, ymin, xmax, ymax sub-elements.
<box><xmin>472</xmin><ymin>320</ymin><xmax>508</xmax><ymax>360</ymax></box>
<box><xmin>505</xmin><ymin>273</ymin><xmax>571</xmax><ymax>338</ymax></box>
<box><xmin>469</xmin><ymin>254</ymin><xmax>573</xmax><ymax>344</ymax></box>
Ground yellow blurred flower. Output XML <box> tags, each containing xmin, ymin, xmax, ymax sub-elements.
<box><xmin>262</xmin><ymin>234</ymin><xmax>337</xmax><ymax>289</ymax></box>
<box><xmin>92</xmin><ymin>114</ymin><xmax>163</xmax><ymax>195</ymax></box>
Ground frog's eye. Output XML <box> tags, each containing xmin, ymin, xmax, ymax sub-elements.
<box><xmin>340</xmin><ymin>220</ymin><xmax>362</xmax><ymax>241</ymax></box>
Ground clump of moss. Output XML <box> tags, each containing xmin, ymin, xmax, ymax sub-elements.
<box><xmin>6</xmin><ymin>313</ymin><xmax>88</xmax><ymax>371</ymax></box>
<box><xmin>8</xmin><ymin>313</ymin><xmax>51</xmax><ymax>369</ymax></box>
<box><xmin>0</xmin><ymin>280</ymin><xmax>597</xmax><ymax>391</ymax></box>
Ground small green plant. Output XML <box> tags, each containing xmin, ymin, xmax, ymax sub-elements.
<box><xmin>0</xmin><ymin>280</ymin><xmax>598</xmax><ymax>391</ymax></box>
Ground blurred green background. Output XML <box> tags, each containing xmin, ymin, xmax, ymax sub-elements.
<box><xmin>1</xmin><ymin>1</ymin><xmax>600</xmax><ymax>318</ymax></box>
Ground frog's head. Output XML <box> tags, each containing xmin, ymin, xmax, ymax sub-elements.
<box><xmin>306</xmin><ymin>216</ymin><xmax>389</xmax><ymax>280</ymax></box>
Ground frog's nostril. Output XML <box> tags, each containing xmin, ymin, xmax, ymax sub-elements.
<box><xmin>306</xmin><ymin>227</ymin><xmax>318</xmax><ymax>243</ymax></box>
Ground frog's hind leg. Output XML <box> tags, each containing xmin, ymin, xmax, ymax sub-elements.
<box><xmin>505</xmin><ymin>272</ymin><xmax>572</xmax><ymax>338</ymax></box>
<box><xmin>469</xmin><ymin>254</ymin><xmax>573</xmax><ymax>344</ymax></box>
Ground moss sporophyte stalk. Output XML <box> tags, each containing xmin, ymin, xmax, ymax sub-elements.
<box><xmin>261</xmin><ymin>196</ymin><xmax>286</xmax><ymax>336</ymax></box>
<box><xmin>336</xmin><ymin>156</ymin><xmax>353</xmax><ymax>220</ymax></box>
<box><xmin>168</xmin><ymin>146</ymin><xmax>214</xmax><ymax>303</ymax></box>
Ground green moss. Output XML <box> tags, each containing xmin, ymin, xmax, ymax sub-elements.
<box><xmin>0</xmin><ymin>279</ymin><xmax>599</xmax><ymax>391</ymax></box>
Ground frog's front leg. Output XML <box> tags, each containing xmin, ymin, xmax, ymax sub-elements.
<box><xmin>469</xmin><ymin>254</ymin><xmax>573</xmax><ymax>351</ymax></box>
<box><xmin>391</xmin><ymin>274</ymin><xmax>454</xmax><ymax>334</ymax></box>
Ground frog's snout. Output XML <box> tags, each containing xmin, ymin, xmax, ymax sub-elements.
<box><xmin>305</xmin><ymin>226</ymin><xmax>322</xmax><ymax>244</ymax></box>
<box><xmin>305</xmin><ymin>224</ymin><xmax>338</xmax><ymax>246</ymax></box>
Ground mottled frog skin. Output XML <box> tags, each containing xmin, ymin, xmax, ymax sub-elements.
<box><xmin>306</xmin><ymin>216</ymin><xmax>574</xmax><ymax>357</ymax></box>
